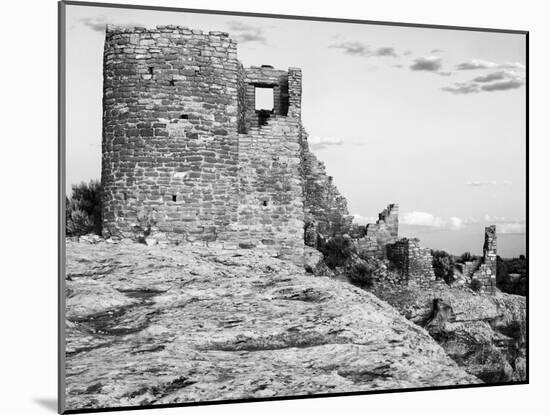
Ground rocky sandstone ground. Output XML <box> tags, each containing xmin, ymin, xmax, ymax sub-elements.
<box><xmin>65</xmin><ymin>239</ymin><xmax>478</xmax><ymax>411</ymax></box>
<box><xmin>370</xmin><ymin>283</ymin><xmax>526</xmax><ymax>383</ymax></box>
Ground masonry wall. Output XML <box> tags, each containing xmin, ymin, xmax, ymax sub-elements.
<box><xmin>301</xmin><ymin>130</ymin><xmax>352</xmax><ymax>246</ymax></box>
<box><xmin>101</xmin><ymin>26</ymin><xmax>241</xmax><ymax>243</ymax></box>
<box><xmin>355</xmin><ymin>204</ymin><xmax>399</xmax><ymax>257</ymax></box>
<box><xmin>470</xmin><ymin>225</ymin><xmax>497</xmax><ymax>293</ymax></box>
<box><xmin>386</xmin><ymin>237</ymin><xmax>437</xmax><ymax>287</ymax></box>
<box><xmin>101</xmin><ymin>26</ymin><xmax>330</xmax><ymax>257</ymax></box>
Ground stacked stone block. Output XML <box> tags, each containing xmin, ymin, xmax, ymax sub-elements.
<box><xmin>101</xmin><ymin>26</ymin><xmax>241</xmax><ymax>244</ymax></box>
<box><xmin>301</xmin><ymin>130</ymin><xmax>352</xmax><ymax>245</ymax></box>
<box><xmin>386</xmin><ymin>238</ymin><xmax>437</xmax><ymax>287</ymax></box>
<box><xmin>241</xmin><ymin>65</ymin><xmax>290</xmax><ymax>131</ymax></box>
<box><xmin>355</xmin><ymin>204</ymin><xmax>399</xmax><ymax>257</ymax></box>
<box><xmin>470</xmin><ymin>226</ymin><xmax>497</xmax><ymax>293</ymax></box>
<box><xmin>101</xmin><ymin>25</ymin><xmax>349</xmax><ymax>259</ymax></box>
<box><xmin>235</xmin><ymin>116</ymin><xmax>305</xmax><ymax>257</ymax></box>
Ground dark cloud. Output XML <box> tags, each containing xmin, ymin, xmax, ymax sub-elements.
<box><xmin>441</xmin><ymin>82</ymin><xmax>480</xmax><ymax>95</ymax></box>
<box><xmin>456</xmin><ymin>59</ymin><xmax>496</xmax><ymax>70</ymax></box>
<box><xmin>410</xmin><ymin>56</ymin><xmax>442</xmax><ymax>71</ymax></box>
<box><xmin>374</xmin><ymin>47</ymin><xmax>397</xmax><ymax>57</ymax></box>
<box><xmin>472</xmin><ymin>71</ymin><xmax>509</xmax><ymax>83</ymax></box>
<box><xmin>430</xmin><ymin>49</ymin><xmax>443</xmax><ymax>53</ymax></box>
<box><xmin>329</xmin><ymin>42</ymin><xmax>398</xmax><ymax>58</ymax></box>
<box><xmin>481</xmin><ymin>79</ymin><xmax>525</xmax><ymax>92</ymax></box>
<box><xmin>329</xmin><ymin>41</ymin><xmax>369</xmax><ymax>56</ymax></box>
<box><xmin>226</xmin><ymin>21</ymin><xmax>267</xmax><ymax>44</ymax></box>
<box><xmin>443</xmin><ymin>66</ymin><xmax>525</xmax><ymax>95</ymax></box>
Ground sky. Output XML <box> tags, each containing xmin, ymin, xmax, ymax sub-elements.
<box><xmin>64</xmin><ymin>4</ymin><xmax>527</xmax><ymax>257</ymax></box>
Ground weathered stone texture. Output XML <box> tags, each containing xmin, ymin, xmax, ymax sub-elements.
<box><xmin>355</xmin><ymin>204</ymin><xmax>399</xmax><ymax>257</ymax></box>
<box><xmin>64</xmin><ymin>240</ymin><xmax>480</xmax><ymax>410</ymax></box>
<box><xmin>100</xmin><ymin>26</ymin><xmax>345</xmax><ymax>258</ymax></box>
<box><xmin>301</xmin><ymin>131</ymin><xmax>352</xmax><ymax>246</ymax></box>
<box><xmin>101</xmin><ymin>26</ymin><xmax>241</xmax><ymax>244</ymax></box>
<box><xmin>470</xmin><ymin>226</ymin><xmax>497</xmax><ymax>293</ymax></box>
<box><xmin>386</xmin><ymin>238</ymin><xmax>437</xmax><ymax>287</ymax></box>
<box><xmin>235</xmin><ymin>116</ymin><xmax>305</xmax><ymax>256</ymax></box>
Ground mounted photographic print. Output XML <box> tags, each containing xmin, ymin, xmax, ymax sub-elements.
<box><xmin>59</xmin><ymin>1</ymin><xmax>528</xmax><ymax>413</ymax></box>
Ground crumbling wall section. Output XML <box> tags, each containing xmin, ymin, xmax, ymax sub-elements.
<box><xmin>355</xmin><ymin>204</ymin><xmax>399</xmax><ymax>257</ymax></box>
<box><xmin>301</xmin><ymin>131</ymin><xmax>352</xmax><ymax>246</ymax></box>
<box><xmin>386</xmin><ymin>238</ymin><xmax>437</xmax><ymax>287</ymax></box>
<box><xmin>471</xmin><ymin>226</ymin><xmax>497</xmax><ymax>293</ymax></box>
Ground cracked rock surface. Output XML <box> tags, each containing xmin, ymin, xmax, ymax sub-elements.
<box><xmin>65</xmin><ymin>240</ymin><xmax>479</xmax><ymax>411</ymax></box>
<box><xmin>370</xmin><ymin>283</ymin><xmax>526</xmax><ymax>383</ymax></box>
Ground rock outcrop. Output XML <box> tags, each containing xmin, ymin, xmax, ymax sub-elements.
<box><xmin>65</xmin><ymin>240</ymin><xmax>478</xmax><ymax>411</ymax></box>
<box><xmin>370</xmin><ymin>283</ymin><xmax>526</xmax><ymax>383</ymax></box>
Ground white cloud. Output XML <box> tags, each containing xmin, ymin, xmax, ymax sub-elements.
<box><xmin>401</xmin><ymin>211</ymin><xmax>446</xmax><ymax>228</ymax></box>
<box><xmin>352</xmin><ymin>213</ymin><xmax>377</xmax><ymax>225</ymax></box>
<box><xmin>308</xmin><ymin>136</ymin><xmax>344</xmax><ymax>149</ymax></box>
<box><xmin>467</xmin><ymin>180</ymin><xmax>512</xmax><ymax>186</ymax></box>
<box><xmin>484</xmin><ymin>214</ymin><xmax>507</xmax><ymax>222</ymax></box>
<box><xmin>456</xmin><ymin>59</ymin><xmax>526</xmax><ymax>71</ymax></box>
<box><xmin>401</xmin><ymin>212</ymin><xmax>477</xmax><ymax>231</ymax></box>
<box><xmin>449</xmin><ymin>216</ymin><xmax>464</xmax><ymax>230</ymax></box>
<box><xmin>499</xmin><ymin>223</ymin><xmax>526</xmax><ymax>234</ymax></box>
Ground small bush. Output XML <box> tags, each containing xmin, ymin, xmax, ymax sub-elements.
<box><xmin>66</xmin><ymin>180</ymin><xmax>102</xmax><ymax>236</ymax></box>
<box><xmin>348</xmin><ymin>261</ymin><xmax>376</xmax><ymax>287</ymax></box>
<box><xmin>431</xmin><ymin>249</ymin><xmax>455</xmax><ymax>284</ymax></box>
<box><xmin>319</xmin><ymin>235</ymin><xmax>356</xmax><ymax>268</ymax></box>
<box><xmin>471</xmin><ymin>279</ymin><xmax>482</xmax><ymax>292</ymax></box>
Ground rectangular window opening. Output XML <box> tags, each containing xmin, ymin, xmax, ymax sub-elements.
<box><xmin>255</xmin><ymin>87</ymin><xmax>274</xmax><ymax>111</ymax></box>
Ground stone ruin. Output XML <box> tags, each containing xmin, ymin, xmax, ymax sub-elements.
<box><xmin>101</xmin><ymin>25</ymin><xmax>350</xmax><ymax>260</ymax></box>
<box><xmin>455</xmin><ymin>226</ymin><xmax>497</xmax><ymax>294</ymax></box>
<box><xmin>386</xmin><ymin>237</ymin><xmax>437</xmax><ymax>287</ymax></box>
<box><xmin>100</xmin><ymin>24</ymin><xmax>498</xmax><ymax>293</ymax></box>
<box><xmin>353</xmin><ymin>204</ymin><xmax>399</xmax><ymax>257</ymax></box>
<box><xmin>347</xmin><ymin>205</ymin><xmax>497</xmax><ymax>293</ymax></box>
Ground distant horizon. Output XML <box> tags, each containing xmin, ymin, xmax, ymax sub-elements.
<box><xmin>65</xmin><ymin>6</ymin><xmax>526</xmax><ymax>257</ymax></box>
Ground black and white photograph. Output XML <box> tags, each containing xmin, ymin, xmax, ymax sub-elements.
<box><xmin>59</xmin><ymin>1</ymin><xmax>527</xmax><ymax>413</ymax></box>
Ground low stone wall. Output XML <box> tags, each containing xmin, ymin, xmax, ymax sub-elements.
<box><xmin>386</xmin><ymin>238</ymin><xmax>436</xmax><ymax>287</ymax></box>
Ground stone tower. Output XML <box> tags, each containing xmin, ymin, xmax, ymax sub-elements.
<box><xmin>101</xmin><ymin>25</ymin><xmax>350</xmax><ymax>257</ymax></box>
<box><xmin>470</xmin><ymin>225</ymin><xmax>497</xmax><ymax>293</ymax></box>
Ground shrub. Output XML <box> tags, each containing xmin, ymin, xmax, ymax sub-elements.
<box><xmin>319</xmin><ymin>235</ymin><xmax>356</xmax><ymax>268</ymax></box>
<box><xmin>471</xmin><ymin>279</ymin><xmax>482</xmax><ymax>292</ymax></box>
<box><xmin>496</xmin><ymin>256</ymin><xmax>509</xmax><ymax>285</ymax></box>
<box><xmin>66</xmin><ymin>180</ymin><xmax>102</xmax><ymax>236</ymax></box>
<box><xmin>348</xmin><ymin>261</ymin><xmax>376</xmax><ymax>288</ymax></box>
<box><xmin>431</xmin><ymin>249</ymin><xmax>455</xmax><ymax>284</ymax></box>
